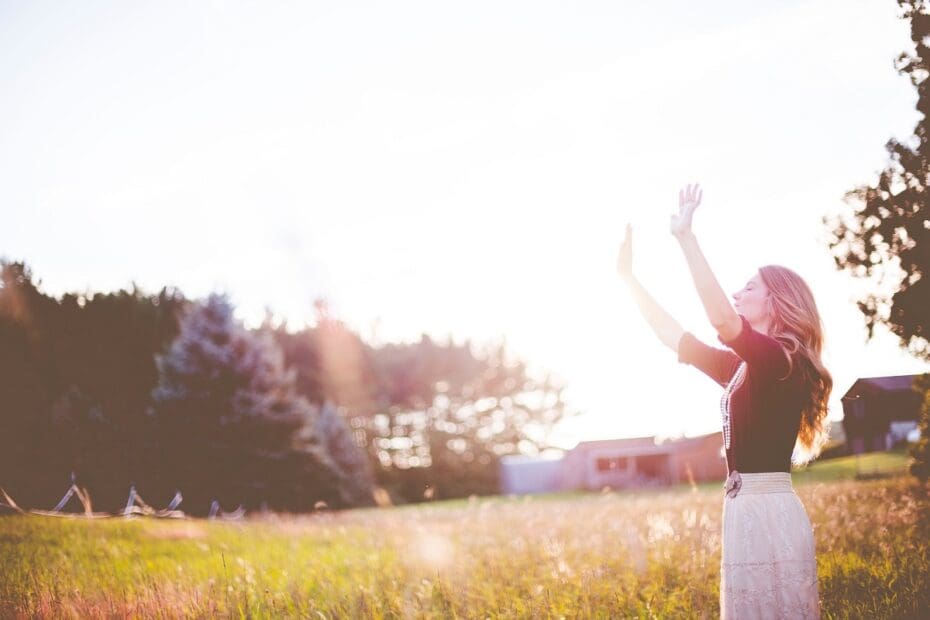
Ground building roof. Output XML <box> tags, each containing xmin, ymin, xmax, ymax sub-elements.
<box><xmin>568</xmin><ymin>431</ymin><xmax>722</xmax><ymax>456</ymax></box>
<box><xmin>500</xmin><ymin>431</ymin><xmax>725</xmax><ymax>472</ymax></box>
<box><xmin>500</xmin><ymin>454</ymin><xmax>563</xmax><ymax>465</ymax></box>
<box><xmin>571</xmin><ymin>436</ymin><xmax>658</xmax><ymax>451</ymax></box>
<box><xmin>656</xmin><ymin>431</ymin><xmax>722</xmax><ymax>448</ymax></box>
<box><xmin>842</xmin><ymin>374</ymin><xmax>923</xmax><ymax>400</ymax></box>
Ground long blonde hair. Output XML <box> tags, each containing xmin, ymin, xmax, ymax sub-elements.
<box><xmin>758</xmin><ymin>265</ymin><xmax>833</xmax><ymax>465</ymax></box>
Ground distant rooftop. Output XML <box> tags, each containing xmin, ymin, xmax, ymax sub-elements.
<box><xmin>572</xmin><ymin>436</ymin><xmax>658</xmax><ymax>451</ymax></box>
<box><xmin>570</xmin><ymin>430</ymin><xmax>721</xmax><ymax>452</ymax></box>
<box><xmin>842</xmin><ymin>374</ymin><xmax>924</xmax><ymax>400</ymax></box>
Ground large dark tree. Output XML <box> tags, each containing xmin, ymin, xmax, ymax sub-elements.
<box><xmin>0</xmin><ymin>260</ymin><xmax>187</xmax><ymax>509</ymax></box>
<box><xmin>52</xmin><ymin>285</ymin><xmax>188</xmax><ymax>508</ymax></box>
<box><xmin>823</xmin><ymin>0</ymin><xmax>930</xmax><ymax>360</ymax></box>
<box><xmin>0</xmin><ymin>262</ymin><xmax>56</xmax><ymax>506</ymax></box>
<box><xmin>150</xmin><ymin>292</ymin><xmax>348</xmax><ymax>512</ymax></box>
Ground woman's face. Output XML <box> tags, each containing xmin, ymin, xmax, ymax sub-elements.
<box><xmin>732</xmin><ymin>273</ymin><xmax>772</xmax><ymax>330</ymax></box>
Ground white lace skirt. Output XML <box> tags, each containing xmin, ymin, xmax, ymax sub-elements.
<box><xmin>720</xmin><ymin>471</ymin><xmax>820</xmax><ymax>619</ymax></box>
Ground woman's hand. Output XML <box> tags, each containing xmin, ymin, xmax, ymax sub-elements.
<box><xmin>670</xmin><ymin>183</ymin><xmax>702</xmax><ymax>238</ymax></box>
<box><xmin>617</xmin><ymin>222</ymin><xmax>634</xmax><ymax>282</ymax></box>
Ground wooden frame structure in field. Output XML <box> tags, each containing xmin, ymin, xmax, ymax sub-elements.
<box><xmin>1</xmin><ymin>473</ymin><xmax>188</xmax><ymax>519</ymax></box>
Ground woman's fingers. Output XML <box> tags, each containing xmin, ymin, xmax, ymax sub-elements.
<box><xmin>679</xmin><ymin>183</ymin><xmax>702</xmax><ymax>207</ymax></box>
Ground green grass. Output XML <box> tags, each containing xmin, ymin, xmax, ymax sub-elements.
<box><xmin>1</xmin><ymin>461</ymin><xmax>928</xmax><ymax>618</ymax></box>
<box><xmin>791</xmin><ymin>447</ymin><xmax>911</xmax><ymax>484</ymax></box>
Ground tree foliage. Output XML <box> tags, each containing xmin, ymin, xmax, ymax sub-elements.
<box><xmin>149</xmin><ymin>292</ymin><xmax>355</xmax><ymax>512</ymax></box>
<box><xmin>268</xmin><ymin>305</ymin><xmax>578</xmax><ymax>503</ymax></box>
<box><xmin>909</xmin><ymin>374</ymin><xmax>930</xmax><ymax>479</ymax></box>
<box><xmin>0</xmin><ymin>260</ymin><xmax>187</xmax><ymax>508</ymax></box>
<box><xmin>823</xmin><ymin>0</ymin><xmax>930</xmax><ymax>360</ymax></box>
<box><xmin>1</xmin><ymin>258</ymin><xmax>573</xmax><ymax>509</ymax></box>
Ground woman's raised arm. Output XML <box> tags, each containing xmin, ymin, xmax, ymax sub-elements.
<box><xmin>617</xmin><ymin>223</ymin><xmax>685</xmax><ymax>352</ymax></box>
<box><xmin>671</xmin><ymin>183</ymin><xmax>742</xmax><ymax>342</ymax></box>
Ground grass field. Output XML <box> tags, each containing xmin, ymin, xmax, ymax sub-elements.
<box><xmin>1</xmin><ymin>450</ymin><xmax>927</xmax><ymax>618</ymax></box>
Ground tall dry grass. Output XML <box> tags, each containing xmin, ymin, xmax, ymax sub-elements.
<box><xmin>1</xmin><ymin>477</ymin><xmax>927</xmax><ymax>618</ymax></box>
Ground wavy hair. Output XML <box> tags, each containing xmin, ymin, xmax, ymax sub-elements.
<box><xmin>758</xmin><ymin>265</ymin><xmax>833</xmax><ymax>465</ymax></box>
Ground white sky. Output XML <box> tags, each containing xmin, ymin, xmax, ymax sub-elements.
<box><xmin>2</xmin><ymin>0</ymin><xmax>928</xmax><ymax>449</ymax></box>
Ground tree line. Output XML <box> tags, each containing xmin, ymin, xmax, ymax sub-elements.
<box><xmin>0</xmin><ymin>262</ymin><xmax>575</xmax><ymax>514</ymax></box>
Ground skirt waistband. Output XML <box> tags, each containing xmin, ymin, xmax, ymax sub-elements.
<box><xmin>725</xmin><ymin>471</ymin><xmax>793</xmax><ymax>496</ymax></box>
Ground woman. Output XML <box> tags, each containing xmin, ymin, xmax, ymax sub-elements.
<box><xmin>616</xmin><ymin>183</ymin><xmax>831</xmax><ymax>619</ymax></box>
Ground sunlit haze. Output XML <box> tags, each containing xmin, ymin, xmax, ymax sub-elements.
<box><xmin>2</xmin><ymin>0</ymin><xmax>927</xmax><ymax>449</ymax></box>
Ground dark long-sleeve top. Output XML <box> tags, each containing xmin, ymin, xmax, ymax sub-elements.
<box><xmin>677</xmin><ymin>314</ymin><xmax>808</xmax><ymax>474</ymax></box>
